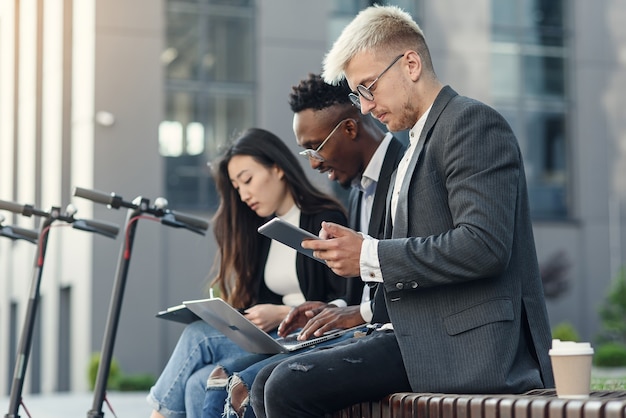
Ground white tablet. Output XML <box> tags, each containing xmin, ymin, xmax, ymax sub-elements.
<box><xmin>257</xmin><ymin>217</ymin><xmax>322</xmax><ymax>262</ymax></box>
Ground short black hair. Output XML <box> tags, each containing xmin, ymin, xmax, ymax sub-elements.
<box><xmin>289</xmin><ymin>73</ymin><xmax>352</xmax><ymax>113</ymax></box>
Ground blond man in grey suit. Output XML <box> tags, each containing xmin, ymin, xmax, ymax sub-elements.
<box><xmin>251</xmin><ymin>5</ymin><xmax>554</xmax><ymax>418</ymax></box>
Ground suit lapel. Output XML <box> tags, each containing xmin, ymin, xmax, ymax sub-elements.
<box><xmin>384</xmin><ymin>170</ymin><xmax>396</xmax><ymax>239</ymax></box>
<box><xmin>347</xmin><ymin>188</ymin><xmax>362</xmax><ymax>231</ymax></box>
<box><xmin>392</xmin><ymin>86</ymin><xmax>458</xmax><ymax>238</ymax></box>
<box><xmin>368</xmin><ymin>138</ymin><xmax>405</xmax><ymax>238</ymax></box>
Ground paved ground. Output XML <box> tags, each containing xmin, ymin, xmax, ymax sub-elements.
<box><xmin>0</xmin><ymin>391</ymin><xmax>151</xmax><ymax>417</ymax></box>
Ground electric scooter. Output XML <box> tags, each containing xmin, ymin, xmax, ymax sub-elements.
<box><xmin>72</xmin><ymin>187</ymin><xmax>209</xmax><ymax>418</ymax></box>
<box><xmin>0</xmin><ymin>200</ymin><xmax>120</xmax><ymax>418</ymax></box>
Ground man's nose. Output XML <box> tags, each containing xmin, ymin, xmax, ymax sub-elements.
<box><xmin>310</xmin><ymin>158</ymin><xmax>323</xmax><ymax>170</ymax></box>
<box><xmin>360</xmin><ymin>98</ymin><xmax>375</xmax><ymax>115</ymax></box>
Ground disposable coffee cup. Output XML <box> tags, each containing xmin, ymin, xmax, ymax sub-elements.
<box><xmin>549</xmin><ymin>339</ymin><xmax>594</xmax><ymax>399</ymax></box>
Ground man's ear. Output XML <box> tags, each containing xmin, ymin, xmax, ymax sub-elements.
<box><xmin>405</xmin><ymin>50</ymin><xmax>422</xmax><ymax>82</ymax></box>
<box><xmin>344</xmin><ymin>118</ymin><xmax>359</xmax><ymax>140</ymax></box>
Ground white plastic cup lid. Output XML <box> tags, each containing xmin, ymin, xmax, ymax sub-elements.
<box><xmin>549</xmin><ymin>339</ymin><xmax>594</xmax><ymax>356</ymax></box>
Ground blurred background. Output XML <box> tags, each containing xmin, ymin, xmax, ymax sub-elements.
<box><xmin>1</xmin><ymin>0</ymin><xmax>625</xmax><ymax>396</ymax></box>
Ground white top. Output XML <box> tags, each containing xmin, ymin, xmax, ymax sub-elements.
<box><xmin>264</xmin><ymin>204</ymin><xmax>306</xmax><ymax>307</ymax></box>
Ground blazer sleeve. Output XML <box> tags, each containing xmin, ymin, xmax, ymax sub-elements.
<box><xmin>297</xmin><ymin>209</ymin><xmax>349</xmax><ymax>303</ymax></box>
<box><xmin>378</xmin><ymin>97</ymin><xmax>523</xmax><ymax>291</ymax></box>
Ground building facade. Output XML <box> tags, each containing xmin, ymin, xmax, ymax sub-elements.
<box><xmin>1</xmin><ymin>0</ymin><xmax>625</xmax><ymax>395</ymax></box>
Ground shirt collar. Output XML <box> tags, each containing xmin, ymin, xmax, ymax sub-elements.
<box><xmin>353</xmin><ymin>132</ymin><xmax>393</xmax><ymax>194</ymax></box>
<box><xmin>408</xmin><ymin>105</ymin><xmax>432</xmax><ymax>146</ymax></box>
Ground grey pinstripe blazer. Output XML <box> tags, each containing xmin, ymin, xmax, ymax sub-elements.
<box><xmin>378</xmin><ymin>86</ymin><xmax>554</xmax><ymax>393</ymax></box>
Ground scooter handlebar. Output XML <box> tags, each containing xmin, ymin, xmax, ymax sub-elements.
<box><xmin>73</xmin><ymin>187</ymin><xmax>124</xmax><ymax>209</ymax></box>
<box><xmin>9</xmin><ymin>225</ymin><xmax>39</xmax><ymax>242</ymax></box>
<box><xmin>0</xmin><ymin>225</ymin><xmax>39</xmax><ymax>243</ymax></box>
<box><xmin>0</xmin><ymin>199</ymin><xmax>26</xmax><ymax>215</ymax></box>
<box><xmin>72</xmin><ymin>218</ymin><xmax>120</xmax><ymax>239</ymax></box>
<box><xmin>74</xmin><ymin>186</ymin><xmax>208</xmax><ymax>233</ymax></box>
<box><xmin>0</xmin><ymin>200</ymin><xmax>49</xmax><ymax>217</ymax></box>
<box><xmin>169</xmin><ymin>210</ymin><xmax>209</xmax><ymax>232</ymax></box>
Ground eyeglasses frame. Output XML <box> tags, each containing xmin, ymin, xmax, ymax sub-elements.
<box><xmin>298</xmin><ymin>118</ymin><xmax>356</xmax><ymax>162</ymax></box>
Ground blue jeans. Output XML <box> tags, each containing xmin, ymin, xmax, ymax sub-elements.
<box><xmin>203</xmin><ymin>354</ymin><xmax>271</xmax><ymax>418</ymax></box>
<box><xmin>202</xmin><ymin>327</ymin><xmax>367</xmax><ymax>418</ymax></box>
<box><xmin>147</xmin><ymin>320</ymin><xmax>258</xmax><ymax>418</ymax></box>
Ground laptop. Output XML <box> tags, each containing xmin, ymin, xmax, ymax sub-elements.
<box><xmin>183</xmin><ymin>297</ymin><xmax>359</xmax><ymax>354</ymax></box>
<box><xmin>155</xmin><ymin>304</ymin><xmax>200</xmax><ymax>325</ymax></box>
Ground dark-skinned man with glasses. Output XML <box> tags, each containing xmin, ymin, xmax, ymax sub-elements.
<box><xmin>252</xmin><ymin>5</ymin><xmax>554</xmax><ymax>418</ymax></box>
<box><xmin>199</xmin><ymin>73</ymin><xmax>405</xmax><ymax>418</ymax></box>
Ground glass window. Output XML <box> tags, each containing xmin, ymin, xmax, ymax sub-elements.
<box><xmin>330</xmin><ymin>1</ymin><xmax>420</xmax><ymax>46</ymax></box>
<box><xmin>166</xmin><ymin>10</ymin><xmax>254</xmax><ymax>83</ymax></box>
<box><xmin>525</xmin><ymin>111</ymin><xmax>568</xmax><ymax>218</ymax></box>
<box><xmin>492</xmin><ymin>0</ymin><xmax>518</xmax><ymax>28</ymax></box>
<box><xmin>165</xmin><ymin>12</ymin><xmax>201</xmax><ymax>81</ymax></box>
<box><xmin>491</xmin><ymin>51</ymin><xmax>519</xmax><ymax>98</ymax></box>
<box><xmin>520</xmin><ymin>0</ymin><xmax>564</xmax><ymax>34</ymax></box>
<box><xmin>522</xmin><ymin>53</ymin><xmax>565</xmax><ymax>97</ymax></box>
<box><xmin>163</xmin><ymin>1</ymin><xmax>255</xmax><ymax>209</ymax></box>
<box><xmin>161</xmin><ymin>90</ymin><xmax>254</xmax><ymax>209</ymax></box>
<box><xmin>491</xmin><ymin>0</ymin><xmax>569</xmax><ymax>220</ymax></box>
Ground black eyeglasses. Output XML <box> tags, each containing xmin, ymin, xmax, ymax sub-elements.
<box><xmin>348</xmin><ymin>54</ymin><xmax>404</xmax><ymax>109</ymax></box>
<box><xmin>299</xmin><ymin>118</ymin><xmax>356</xmax><ymax>162</ymax></box>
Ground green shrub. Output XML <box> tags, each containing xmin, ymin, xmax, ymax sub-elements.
<box><xmin>117</xmin><ymin>373</ymin><xmax>156</xmax><ymax>391</ymax></box>
<box><xmin>88</xmin><ymin>352</ymin><xmax>122</xmax><ymax>390</ymax></box>
<box><xmin>598</xmin><ymin>268</ymin><xmax>626</xmax><ymax>345</ymax></box>
<box><xmin>552</xmin><ymin>322</ymin><xmax>580</xmax><ymax>342</ymax></box>
<box><xmin>593</xmin><ymin>342</ymin><xmax>626</xmax><ymax>367</ymax></box>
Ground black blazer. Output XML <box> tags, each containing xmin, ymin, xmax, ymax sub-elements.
<box><xmin>343</xmin><ymin>136</ymin><xmax>406</xmax><ymax>319</ymax></box>
<box><xmin>255</xmin><ymin>209</ymin><xmax>347</xmax><ymax>310</ymax></box>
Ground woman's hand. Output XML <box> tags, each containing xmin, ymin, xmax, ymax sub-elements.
<box><xmin>243</xmin><ymin>304</ymin><xmax>291</xmax><ymax>332</ymax></box>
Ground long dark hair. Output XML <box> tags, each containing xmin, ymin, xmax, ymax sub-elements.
<box><xmin>210</xmin><ymin>128</ymin><xmax>345</xmax><ymax>309</ymax></box>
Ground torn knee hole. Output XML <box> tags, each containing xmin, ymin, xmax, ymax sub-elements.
<box><xmin>342</xmin><ymin>357</ymin><xmax>363</xmax><ymax>364</ymax></box>
<box><xmin>228</xmin><ymin>375</ymin><xmax>250</xmax><ymax>416</ymax></box>
<box><xmin>287</xmin><ymin>362</ymin><xmax>315</xmax><ymax>372</ymax></box>
<box><xmin>207</xmin><ymin>365</ymin><xmax>229</xmax><ymax>389</ymax></box>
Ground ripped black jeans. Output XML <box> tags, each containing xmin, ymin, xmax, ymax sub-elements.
<box><xmin>251</xmin><ymin>330</ymin><xmax>411</xmax><ymax>418</ymax></box>
<box><xmin>202</xmin><ymin>328</ymin><xmax>366</xmax><ymax>418</ymax></box>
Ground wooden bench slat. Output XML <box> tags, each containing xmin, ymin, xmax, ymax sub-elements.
<box><xmin>330</xmin><ymin>391</ymin><xmax>626</xmax><ymax>418</ymax></box>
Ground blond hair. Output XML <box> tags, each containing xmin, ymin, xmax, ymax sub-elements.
<box><xmin>322</xmin><ymin>5</ymin><xmax>430</xmax><ymax>85</ymax></box>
